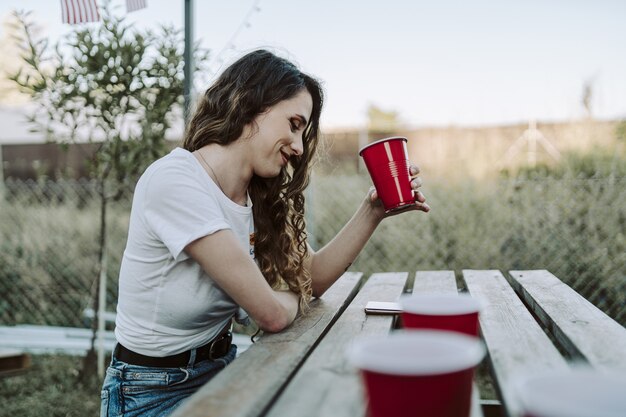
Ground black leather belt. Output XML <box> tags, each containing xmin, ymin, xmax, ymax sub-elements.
<box><xmin>114</xmin><ymin>330</ymin><xmax>233</xmax><ymax>368</ymax></box>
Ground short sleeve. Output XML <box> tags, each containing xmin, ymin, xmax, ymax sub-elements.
<box><xmin>142</xmin><ymin>161</ymin><xmax>231</xmax><ymax>261</ymax></box>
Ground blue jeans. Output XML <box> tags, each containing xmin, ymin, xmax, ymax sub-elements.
<box><xmin>100</xmin><ymin>344</ymin><xmax>237</xmax><ymax>417</ymax></box>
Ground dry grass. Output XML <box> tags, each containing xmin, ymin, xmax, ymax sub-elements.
<box><xmin>0</xmin><ymin>355</ymin><xmax>100</xmax><ymax>417</ymax></box>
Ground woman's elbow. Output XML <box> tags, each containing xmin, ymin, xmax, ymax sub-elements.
<box><xmin>311</xmin><ymin>289</ymin><xmax>325</xmax><ymax>298</ymax></box>
<box><xmin>258</xmin><ymin>320</ymin><xmax>287</xmax><ymax>333</ymax></box>
<box><xmin>311</xmin><ymin>282</ymin><xmax>328</xmax><ymax>298</ymax></box>
<box><xmin>256</xmin><ymin>309</ymin><xmax>292</xmax><ymax>333</ymax></box>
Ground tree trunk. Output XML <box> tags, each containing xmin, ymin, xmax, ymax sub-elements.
<box><xmin>78</xmin><ymin>176</ymin><xmax>108</xmax><ymax>384</ymax></box>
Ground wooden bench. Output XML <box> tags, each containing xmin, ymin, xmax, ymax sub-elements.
<box><xmin>0</xmin><ymin>349</ymin><xmax>31</xmax><ymax>377</ymax></box>
<box><xmin>171</xmin><ymin>269</ymin><xmax>626</xmax><ymax>417</ymax></box>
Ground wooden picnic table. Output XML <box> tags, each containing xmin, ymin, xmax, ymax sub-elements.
<box><xmin>171</xmin><ymin>270</ymin><xmax>626</xmax><ymax>417</ymax></box>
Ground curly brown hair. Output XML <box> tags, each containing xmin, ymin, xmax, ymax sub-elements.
<box><xmin>183</xmin><ymin>50</ymin><xmax>324</xmax><ymax>310</ymax></box>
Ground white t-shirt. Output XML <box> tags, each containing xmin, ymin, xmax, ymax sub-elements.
<box><xmin>115</xmin><ymin>147</ymin><xmax>254</xmax><ymax>357</ymax></box>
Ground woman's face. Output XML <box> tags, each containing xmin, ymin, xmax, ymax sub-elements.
<box><xmin>246</xmin><ymin>89</ymin><xmax>313</xmax><ymax>178</ymax></box>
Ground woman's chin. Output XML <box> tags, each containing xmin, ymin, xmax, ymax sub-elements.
<box><xmin>254</xmin><ymin>167</ymin><xmax>284</xmax><ymax>179</ymax></box>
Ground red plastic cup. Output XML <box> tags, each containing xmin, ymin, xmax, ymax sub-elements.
<box><xmin>358</xmin><ymin>136</ymin><xmax>415</xmax><ymax>213</ymax></box>
<box><xmin>400</xmin><ymin>293</ymin><xmax>482</xmax><ymax>337</ymax></box>
<box><xmin>347</xmin><ymin>330</ymin><xmax>486</xmax><ymax>417</ymax></box>
<box><xmin>516</xmin><ymin>368</ymin><xmax>626</xmax><ymax>417</ymax></box>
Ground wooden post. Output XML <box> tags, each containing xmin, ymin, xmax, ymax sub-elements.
<box><xmin>97</xmin><ymin>250</ymin><xmax>107</xmax><ymax>378</ymax></box>
<box><xmin>0</xmin><ymin>144</ymin><xmax>5</xmax><ymax>199</ymax></box>
<box><xmin>183</xmin><ymin>0</ymin><xmax>195</xmax><ymax>126</ymax></box>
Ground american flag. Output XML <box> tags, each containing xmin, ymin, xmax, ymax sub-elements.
<box><xmin>126</xmin><ymin>0</ymin><xmax>147</xmax><ymax>13</ymax></box>
<box><xmin>60</xmin><ymin>0</ymin><xmax>100</xmax><ymax>24</ymax></box>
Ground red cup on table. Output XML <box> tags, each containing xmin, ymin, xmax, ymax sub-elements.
<box><xmin>516</xmin><ymin>367</ymin><xmax>626</xmax><ymax>417</ymax></box>
<box><xmin>400</xmin><ymin>293</ymin><xmax>482</xmax><ymax>337</ymax></box>
<box><xmin>347</xmin><ymin>330</ymin><xmax>486</xmax><ymax>417</ymax></box>
<box><xmin>358</xmin><ymin>136</ymin><xmax>416</xmax><ymax>213</ymax></box>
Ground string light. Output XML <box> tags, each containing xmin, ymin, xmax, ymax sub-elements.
<box><xmin>209</xmin><ymin>0</ymin><xmax>262</xmax><ymax>73</ymax></box>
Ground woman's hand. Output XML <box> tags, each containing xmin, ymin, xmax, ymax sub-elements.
<box><xmin>366</xmin><ymin>163</ymin><xmax>430</xmax><ymax>218</ymax></box>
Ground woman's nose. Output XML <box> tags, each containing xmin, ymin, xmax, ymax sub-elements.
<box><xmin>291</xmin><ymin>136</ymin><xmax>304</xmax><ymax>156</ymax></box>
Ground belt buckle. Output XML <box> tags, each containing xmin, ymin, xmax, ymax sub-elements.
<box><xmin>208</xmin><ymin>331</ymin><xmax>232</xmax><ymax>360</ymax></box>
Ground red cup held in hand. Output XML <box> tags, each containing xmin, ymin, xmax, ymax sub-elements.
<box><xmin>359</xmin><ymin>136</ymin><xmax>416</xmax><ymax>213</ymax></box>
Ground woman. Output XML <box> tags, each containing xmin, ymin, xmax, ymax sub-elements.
<box><xmin>100</xmin><ymin>49</ymin><xmax>429</xmax><ymax>417</ymax></box>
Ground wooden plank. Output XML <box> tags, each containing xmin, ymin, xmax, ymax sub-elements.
<box><xmin>412</xmin><ymin>270</ymin><xmax>458</xmax><ymax>294</ymax></box>
<box><xmin>265</xmin><ymin>272</ymin><xmax>409</xmax><ymax>417</ymax></box>
<box><xmin>463</xmin><ymin>270</ymin><xmax>568</xmax><ymax>417</ymax></box>
<box><xmin>0</xmin><ymin>349</ymin><xmax>31</xmax><ymax>377</ymax></box>
<box><xmin>171</xmin><ymin>272</ymin><xmax>363</xmax><ymax>417</ymax></box>
<box><xmin>413</xmin><ymin>271</ymin><xmax>484</xmax><ymax>417</ymax></box>
<box><xmin>508</xmin><ymin>270</ymin><xmax>626</xmax><ymax>370</ymax></box>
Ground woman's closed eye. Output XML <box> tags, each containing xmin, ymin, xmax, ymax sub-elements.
<box><xmin>289</xmin><ymin>119</ymin><xmax>301</xmax><ymax>132</ymax></box>
<box><xmin>289</xmin><ymin>115</ymin><xmax>307</xmax><ymax>133</ymax></box>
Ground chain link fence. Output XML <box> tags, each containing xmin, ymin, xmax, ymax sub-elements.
<box><xmin>0</xmin><ymin>179</ymin><xmax>130</xmax><ymax>328</ymax></box>
<box><xmin>1</xmin><ymin>173</ymin><xmax>625</xmax><ymax>329</ymax></box>
<box><xmin>308</xmin><ymin>172</ymin><xmax>625</xmax><ymax>325</ymax></box>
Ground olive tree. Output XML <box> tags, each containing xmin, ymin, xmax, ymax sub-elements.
<box><xmin>10</xmin><ymin>6</ymin><xmax>208</xmax><ymax>380</ymax></box>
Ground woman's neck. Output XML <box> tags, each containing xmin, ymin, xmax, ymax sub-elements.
<box><xmin>196</xmin><ymin>143</ymin><xmax>252</xmax><ymax>206</ymax></box>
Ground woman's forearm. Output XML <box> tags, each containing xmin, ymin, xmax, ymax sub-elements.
<box><xmin>309</xmin><ymin>200</ymin><xmax>382</xmax><ymax>296</ymax></box>
<box><xmin>272</xmin><ymin>290</ymin><xmax>300</xmax><ymax>328</ymax></box>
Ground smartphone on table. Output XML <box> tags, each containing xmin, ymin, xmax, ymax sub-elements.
<box><xmin>364</xmin><ymin>301</ymin><xmax>402</xmax><ymax>315</ymax></box>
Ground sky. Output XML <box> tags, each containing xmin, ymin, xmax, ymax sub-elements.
<box><xmin>1</xmin><ymin>0</ymin><xmax>626</xmax><ymax>129</ymax></box>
